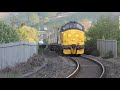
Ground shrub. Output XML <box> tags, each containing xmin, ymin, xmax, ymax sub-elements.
<box><xmin>85</xmin><ymin>16</ymin><xmax>119</xmax><ymax>41</ymax></box>
<box><xmin>0</xmin><ymin>21</ymin><xmax>19</xmax><ymax>44</ymax></box>
<box><xmin>91</xmin><ymin>50</ymin><xmax>100</xmax><ymax>56</ymax></box>
<box><xmin>85</xmin><ymin>16</ymin><xmax>119</xmax><ymax>55</ymax></box>
<box><xmin>103</xmin><ymin>51</ymin><xmax>114</xmax><ymax>59</ymax></box>
<box><xmin>17</xmin><ymin>24</ymin><xmax>39</xmax><ymax>43</ymax></box>
<box><xmin>84</xmin><ymin>39</ymin><xmax>97</xmax><ymax>55</ymax></box>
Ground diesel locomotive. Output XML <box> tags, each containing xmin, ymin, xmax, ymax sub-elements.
<box><xmin>48</xmin><ymin>21</ymin><xmax>85</xmax><ymax>55</ymax></box>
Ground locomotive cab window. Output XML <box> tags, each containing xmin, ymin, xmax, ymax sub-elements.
<box><xmin>60</xmin><ymin>21</ymin><xmax>84</xmax><ymax>32</ymax></box>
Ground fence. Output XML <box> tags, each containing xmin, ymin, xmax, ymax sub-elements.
<box><xmin>0</xmin><ymin>42</ymin><xmax>38</xmax><ymax>69</ymax></box>
<box><xmin>97</xmin><ymin>39</ymin><xmax>117</xmax><ymax>58</ymax></box>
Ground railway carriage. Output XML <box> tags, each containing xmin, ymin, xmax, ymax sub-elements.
<box><xmin>48</xmin><ymin>21</ymin><xmax>85</xmax><ymax>55</ymax></box>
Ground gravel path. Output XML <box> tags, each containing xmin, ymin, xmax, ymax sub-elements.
<box><xmin>0</xmin><ymin>53</ymin><xmax>46</xmax><ymax>78</ymax></box>
<box><xmin>25</xmin><ymin>49</ymin><xmax>76</xmax><ymax>78</ymax></box>
<box><xmin>84</xmin><ymin>55</ymin><xmax>120</xmax><ymax>78</ymax></box>
<box><xmin>3</xmin><ymin>48</ymin><xmax>120</xmax><ymax>78</ymax></box>
<box><xmin>0</xmin><ymin>49</ymin><xmax>76</xmax><ymax>78</ymax></box>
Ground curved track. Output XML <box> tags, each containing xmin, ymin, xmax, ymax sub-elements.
<box><xmin>21</xmin><ymin>52</ymin><xmax>105</xmax><ymax>78</ymax></box>
<box><xmin>65</xmin><ymin>55</ymin><xmax>105</xmax><ymax>78</ymax></box>
<box><xmin>66</xmin><ymin>57</ymin><xmax>80</xmax><ymax>78</ymax></box>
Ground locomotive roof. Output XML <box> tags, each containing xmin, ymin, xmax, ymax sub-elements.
<box><xmin>60</xmin><ymin>21</ymin><xmax>84</xmax><ymax>32</ymax></box>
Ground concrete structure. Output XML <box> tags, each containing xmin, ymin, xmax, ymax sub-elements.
<box><xmin>97</xmin><ymin>39</ymin><xmax>117</xmax><ymax>58</ymax></box>
<box><xmin>0</xmin><ymin>42</ymin><xmax>38</xmax><ymax>69</ymax></box>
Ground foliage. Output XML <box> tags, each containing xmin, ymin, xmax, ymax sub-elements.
<box><xmin>91</xmin><ymin>50</ymin><xmax>100</xmax><ymax>56</ymax></box>
<box><xmin>29</xmin><ymin>13</ymin><xmax>40</xmax><ymax>25</ymax></box>
<box><xmin>0</xmin><ymin>21</ymin><xmax>20</xmax><ymax>44</ymax></box>
<box><xmin>17</xmin><ymin>24</ymin><xmax>39</xmax><ymax>43</ymax></box>
<box><xmin>86</xmin><ymin>16</ymin><xmax>119</xmax><ymax>41</ymax></box>
<box><xmin>85</xmin><ymin>16</ymin><xmax>119</xmax><ymax>54</ymax></box>
<box><xmin>51</xmin><ymin>24</ymin><xmax>61</xmax><ymax>30</ymax></box>
<box><xmin>44</xmin><ymin>17</ymin><xmax>50</xmax><ymax>23</ymax></box>
<box><xmin>51</xmin><ymin>20</ymin><xmax>68</xmax><ymax>30</ymax></box>
<box><xmin>84</xmin><ymin>40</ymin><xmax>97</xmax><ymax>55</ymax></box>
<box><xmin>43</xmin><ymin>39</ymin><xmax>48</xmax><ymax>44</ymax></box>
<box><xmin>103</xmin><ymin>51</ymin><xmax>114</xmax><ymax>59</ymax></box>
<box><xmin>38</xmin><ymin>45</ymin><xmax>46</xmax><ymax>54</ymax></box>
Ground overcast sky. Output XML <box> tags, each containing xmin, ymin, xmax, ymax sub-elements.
<box><xmin>0</xmin><ymin>12</ymin><xmax>9</xmax><ymax>19</ymax></box>
<box><xmin>0</xmin><ymin>12</ymin><xmax>120</xmax><ymax>19</ymax></box>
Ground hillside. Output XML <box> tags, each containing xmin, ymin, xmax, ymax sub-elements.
<box><xmin>1</xmin><ymin>12</ymin><xmax>119</xmax><ymax>30</ymax></box>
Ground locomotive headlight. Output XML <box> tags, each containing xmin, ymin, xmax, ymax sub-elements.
<box><xmin>68</xmin><ymin>34</ymin><xmax>71</xmax><ymax>37</ymax></box>
<box><xmin>63</xmin><ymin>33</ymin><xmax>66</xmax><ymax>36</ymax></box>
<box><xmin>76</xmin><ymin>34</ymin><xmax>78</xmax><ymax>37</ymax></box>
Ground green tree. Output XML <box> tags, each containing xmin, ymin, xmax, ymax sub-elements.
<box><xmin>0</xmin><ymin>21</ymin><xmax>19</xmax><ymax>44</ymax></box>
<box><xmin>17</xmin><ymin>24</ymin><xmax>39</xmax><ymax>43</ymax></box>
<box><xmin>44</xmin><ymin>17</ymin><xmax>50</xmax><ymax>23</ymax></box>
<box><xmin>86</xmin><ymin>16</ymin><xmax>119</xmax><ymax>41</ymax></box>
<box><xmin>51</xmin><ymin>23</ymin><xmax>61</xmax><ymax>30</ymax></box>
<box><xmin>85</xmin><ymin>16</ymin><xmax>119</xmax><ymax>54</ymax></box>
<box><xmin>29</xmin><ymin>13</ymin><xmax>40</xmax><ymax>25</ymax></box>
<box><xmin>9</xmin><ymin>14</ymin><xmax>19</xmax><ymax>28</ymax></box>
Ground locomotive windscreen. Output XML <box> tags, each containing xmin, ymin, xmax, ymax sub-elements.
<box><xmin>60</xmin><ymin>21</ymin><xmax>84</xmax><ymax>32</ymax></box>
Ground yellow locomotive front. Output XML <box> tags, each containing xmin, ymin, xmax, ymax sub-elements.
<box><xmin>60</xmin><ymin>21</ymin><xmax>85</xmax><ymax>55</ymax></box>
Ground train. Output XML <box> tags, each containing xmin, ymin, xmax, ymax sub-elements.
<box><xmin>48</xmin><ymin>21</ymin><xmax>85</xmax><ymax>55</ymax></box>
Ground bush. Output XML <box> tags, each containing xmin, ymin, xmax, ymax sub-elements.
<box><xmin>0</xmin><ymin>21</ymin><xmax>19</xmax><ymax>44</ymax></box>
<box><xmin>85</xmin><ymin>16</ymin><xmax>119</xmax><ymax>41</ymax></box>
<box><xmin>85</xmin><ymin>16</ymin><xmax>119</xmax><ymax>55</ymax></box>
<box><xmin>103</xmin><ymin>51</ymin><xmax>113</xmax><ymax>59</ymax></box>
<box><xmin>17</xmin><ymin>25</ymin><xmax>39</xmax><ymax>43</ymax></box>
<box><xmin>91</xmin><ymin>50</ymin><xmax>100</xmax><ymax>56</ymax></box>
<box><xmin>84</xmin><ymin>39</ymin><xmax>97</xmax><ymax>55</ymax></box>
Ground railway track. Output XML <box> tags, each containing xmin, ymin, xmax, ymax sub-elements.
<box><xmin>66</xmin><ymin>57</ymin><xmax>80</xmax><ymax>78</ymax></box>
<box><xmin>65</xmin><ymin>54</ymin><xmax>105</xmax><ymax>78</ymax></box>
<box><xmin>21</xmin><ymin>51</ymin><xmax>105</xmax><ymax>78</ymax></box>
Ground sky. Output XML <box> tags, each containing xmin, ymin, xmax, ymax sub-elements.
<box><xmin>0</xmin><ymin>12</ymin><xmax>9</xmax><ymax>19</ymax></box>
<box><xmin>0</xmin><ymin>12</ymin><xmax>120</xmax><ymax>19</ymax></box>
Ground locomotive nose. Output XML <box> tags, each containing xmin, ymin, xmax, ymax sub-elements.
<box><xmin>71</xmin><ymin>44</ymin><xmax>76</xmax><ymax>49</ymax></box>
<box><xmin>72</xmin><ymin>39</ymin><xmax>75</xmax><ymax>41</ymax></box>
